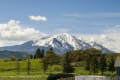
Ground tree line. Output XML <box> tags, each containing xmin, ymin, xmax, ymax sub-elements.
<box><xmin>10</xmin><ymin>48</ymin><xmax>116</xmax><ymax>75</ymax></box>
<box><xmin>33</xmin><ymin>48</ymin><xmax>116</xmax><ymax>75</ymax></box>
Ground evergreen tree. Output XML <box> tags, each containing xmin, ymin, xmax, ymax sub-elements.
<box><xmin>84</xmin><ymin>48</ymin><xmax>101</xmax><ymax>72</ymax></box>
<box><xmin>34</xmin><ymin>48</ymin><xmax>44</xmax><ymax>58</ymax></box>
<box><xmin>100</xmin><ymin>54</ymin><xmax>107</xmax><ymax>75</ymax></box>
<box><xmin>85</xmin><ymin>54</ymin><xmax>90</xmax><ymax>70</ymax></box>
<box><xmin>108</xmin><ymin>56</ymin><xmax>115</xmax><ymax>73</ymax></box>
<box><xmin>62</xmin><ymin>52</ymin><xmax>74</xmax><ymax>73</ymax></box>
<box><xmin>44</xmin><ymin>48</ymin><xmax>60</xmax><ymax>65</ymax></box>
<box><xmin>29</xmin><ymin>54</ymin><xmax>33</xmax><ymax>59</ymax></box>
<box><xmin>42</xmin><ymin>48</ymin><xmax>60</xmax><ymax>72</ymax></box>
<box><xmin>91</xmin><ymin>56</ymin><xmax>99</xmax><ymax>74</ymax></box>
<box><xmin>41</xmin><ymin>49</ymin><xmax>45</xmax><ymax>57</ymax></box>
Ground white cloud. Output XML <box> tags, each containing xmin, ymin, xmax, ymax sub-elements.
<box><xmin>0</xmin><ymin>20</ymin><xmax>47</xmax><ymax>46</ymax></box>
<box><xmin>29</xmin><ymin>16</ymin><xmax>47</xmax><ymax>21</ymax></box>
<box><xmin>77</xmin><ymin>26</ymin><xmax>120</xmax><ymax>52</ymax></box>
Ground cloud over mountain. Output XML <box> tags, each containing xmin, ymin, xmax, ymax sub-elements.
<box><xmin>78</xmin><ymin>29</ymin><xmax>120</xmax><ymax>52</ymax></box>
<box><xmin>0</xmin><ymin>20</ymin><xmax>46</xmax><ymax>46</ymax></box>
<box><xmin>0</xmin><ymin>20</ymin><xmax>120</xmax><ymax>53</ymax></box>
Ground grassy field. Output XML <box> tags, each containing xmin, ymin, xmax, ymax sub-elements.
<box><xmin>0</xmin><ymin>59</ymin><xmax>116</xmax><ymax>80</ymax></box>
<box><xmin>0</xmin><ymin>59</ymin><xmax>47</xmax><ymax>80</ymax></box>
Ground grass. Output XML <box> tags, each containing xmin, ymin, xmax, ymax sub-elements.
<box><xmin>75</xmin><ymin>67</ymin><xmax>90</xmax><ymax>75</ymax></box>
<box><xmin>0</xmin><ymin>76</ymin><xmax>46</xmax><ymax>80</ymax></box>
<box><xmin>0</xmin><ymin>59</ymin><xmax>48</xmax><ymax>80</ymax></box>
<box><xmin>0</xmin><ymin>59</ymin><xmax>117</xmax><ymax>80</ymax></box>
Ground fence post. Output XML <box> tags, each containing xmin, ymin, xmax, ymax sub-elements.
<box><xmin>16</xmin><ymin>60</ymin><xmax>20</xmax><ymax>75</ymax></box>
<box><xmin>27</xmin><ymin>55</ymin><xmax>30</xmax><ymax>75</ymax></box>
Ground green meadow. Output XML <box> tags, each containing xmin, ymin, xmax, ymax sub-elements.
<box><xmin>0</xmin><ymin>58</ymin><xmax>116</xmax><ymax>80</ymax></box>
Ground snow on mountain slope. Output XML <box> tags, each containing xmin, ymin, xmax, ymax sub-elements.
<box><xmin>0</xmin><ymin>33</ymin><xmax>112</xmax><ymax>54</ymax></box>
<box><xmin>32</xmin><ymin>33</ymin><xmax>91</xmax><ymax>53</ymax></box>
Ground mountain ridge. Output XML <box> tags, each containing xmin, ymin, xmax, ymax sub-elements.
<box><xmin>0</xmin><ymin>33</ymin><xmax>113</xmax><ymax>54</ymax></box>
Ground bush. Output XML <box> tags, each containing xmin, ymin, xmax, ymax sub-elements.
<box><xmin>47</xmin><ymin>73</ymin><xmax>74</xmax><ymax>80</ymax></box>
<box><xmin>10</xmin><ymin>56</ymin><xmax>16</xmax><ymax>61</ymax></box>
<box><xmin>58</xmin><ymin>77</ymin><xmax>74</xmax><ymax>80</ymax></box>
<box><xmin>51</xmin><ymin>65</ymin><xmax>62</xmax><ymax>72</ymax></box>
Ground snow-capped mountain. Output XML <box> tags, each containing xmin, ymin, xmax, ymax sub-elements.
<box><xmin>0</xmin><ymin>33</ymin><xmax>112</xmax><ymax>54</ymax></box>
<box><xmin>32</xmin><ymin>33</ymin><xmax>92</xmax><ymax>53</ymax></box>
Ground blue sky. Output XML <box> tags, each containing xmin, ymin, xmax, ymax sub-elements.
<box><xmin>0</xmin><ymin>0</ymin><xmax>120</xmax><ymax>34</ymax></box>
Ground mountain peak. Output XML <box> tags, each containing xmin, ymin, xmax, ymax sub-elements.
<box><xmin>54</xmin><ymin>33</ymin><xmax>73</xmax><ymax>38</ymax></box>
<box><xmin>32</xmin><ymin>33</ymin><xmax>91</xmax><ymax>53</ymax></box>
<box><xmin>0</xmin><ymin>33</ymin><xmax>112</xmax><ymax>54</ymax></box>
<box><xmin>60</xmin><ymin>33</ymin><xmax>72</xmax><ymax>36</ymax></box>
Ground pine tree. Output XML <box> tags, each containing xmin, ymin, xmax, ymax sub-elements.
<box><xmin>100</xmin><ymin>54</ymin><xmax>107</xmax><ymax>75</ymax></box>
<box><xmin>45</xmin><ymin>48</ymin><xmax>60</xmax><ymax>65</ymax></box>
<box><xmin>42</xmin><ymin>48</ymin><xmax>60</xmax><ymax>72</ymax></box>
<box><xmin>108</xmin><ymin>56</ymin><xmax>115</xmax><ymax>73</ymax></box>
<box><xmin>34</xmin><ymin>48</ymin><xmax>44</xmax><ymax>58</ymax></box>
<box><xmin>29</xmin><ymin>54</ymin><xmax>33</xmax><ymax>59</ymax></box>
<box><xmin>85</xmin><ymin>54</ymin><xmax>90</xmax><ymax>70</ymax></box>
<box><xmin>41</xmin><ymin>49</ymin><xmax>45</xmax><ymax>58</ymax></box>
<box><xmin>84</xmin><ymin>48</ymin><xmax>101</xmax><ymax>72</ymax></box>
<box><xmin>62</xmin><ymin>52</ymin><xmax>74</xmax><ymax>73</ymax></box>
<box><xmin>91</xmin><ymin>56</ymin><xmax>99</xmax><ymax>74</ymax></box>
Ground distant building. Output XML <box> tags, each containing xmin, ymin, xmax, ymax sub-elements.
<box><xmin>115</xmin><ymin>57</ymin><xmax>120</xmax><ymax>75</ymax></box>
